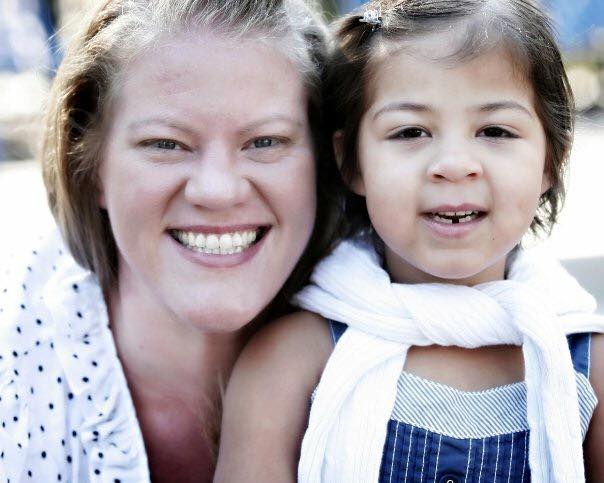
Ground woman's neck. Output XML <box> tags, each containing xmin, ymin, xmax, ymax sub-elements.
<box><xmin>106</xmin><ymin>266</ymin><xmax>249</xmax><ymax>410</ymax></box>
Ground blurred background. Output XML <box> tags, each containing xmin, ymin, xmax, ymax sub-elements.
<box><xmin>0</xmin><ymin>0</ymin><xmax>602</xmax><ymax>310</ymax></box>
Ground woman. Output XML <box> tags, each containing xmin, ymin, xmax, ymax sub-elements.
<box><xmin>0</xmin><ymin>0</ymin><xmax>337</xmax><ymax>481</ymax></box>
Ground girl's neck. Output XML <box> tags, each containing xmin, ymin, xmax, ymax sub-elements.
<box><xmin>106</xmin><ymin>266</ymin><xmax>248</xmax><ymax>408</ymax></box>
<box><xmin>384</xmin><ymin>248</ymin><xmax>507</xmax><ymax>286</ymax></box>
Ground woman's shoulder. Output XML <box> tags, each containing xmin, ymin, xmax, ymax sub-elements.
<box><xmin>0</xmin><ymin>230</ymin><xmax>149</xmax><ymax>481</ymax></box>
<box><xmin>1</xmin><ymin>229</ymin><xmax>63</xmax><ymax>352</ymax></box>
<box><xmin>0</xmin><ymin>228</ymin><xmax>98</xmax><ymax>353</ymax></box>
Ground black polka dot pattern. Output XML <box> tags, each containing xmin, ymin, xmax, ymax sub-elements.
<box><xmin>0</xmin><ymin>232</ymin><xmax>150</xmax><ymax>481</ymax></box>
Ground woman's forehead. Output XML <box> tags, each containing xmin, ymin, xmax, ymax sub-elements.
<box><xmin>108</xmin><ymin>34</ymin><xmax>308</xmax><ymax>130</ymax></box>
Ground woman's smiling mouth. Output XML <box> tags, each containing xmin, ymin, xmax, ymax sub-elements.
<box><xmin>170</xmin><ymin>227</ymin><xmax>269</xmax><ymax>255</ymax></box>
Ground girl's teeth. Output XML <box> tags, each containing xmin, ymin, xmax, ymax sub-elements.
<box><xmin>173</xmin><ymin>229</ymin><xmax>260</xmax><ymax>254</ymax></box>
<box><xmin>431</xmin><ymin>211</ymin><xmax>480</xmax><ymax>224</ymax></box>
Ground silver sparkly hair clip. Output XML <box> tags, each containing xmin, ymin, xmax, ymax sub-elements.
<box><xmin>359</xmin><ymin>5</ymin><xmax>382</xmax><ymax>30</ymax></box>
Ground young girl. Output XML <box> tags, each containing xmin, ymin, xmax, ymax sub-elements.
<box><xmin>215</xmin><ymin>1</ymin><xmax>604</xmax><ymax>481</ymax></box>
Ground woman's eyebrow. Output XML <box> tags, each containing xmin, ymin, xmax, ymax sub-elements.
<box><xmin>243</xmin><ymin>114</ymin><xmax>303</xmax><ymax>131</ymax></box>
<box><xmin>127</xmin><ymin>118</ymin><xmax>196</xmax><ymax>135</ymax></box>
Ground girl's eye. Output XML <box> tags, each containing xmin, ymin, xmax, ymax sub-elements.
<box><xmin>479</xmin><ymin>127</ymin><xmax>516</xmax><ymax>138</ymax></box>
<box><xmin>391</xmin><ymin>127</ymin><xmax>429</xmax><ymax>139</ymax></box>
<box><xmin>250</xmin><ymin>137</ymin><xmax>279</xmax><ymax>149</ymax></box>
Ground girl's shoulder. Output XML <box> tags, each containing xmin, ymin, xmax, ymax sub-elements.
<box><xmin>216</xmin><ymin>311</ymin><xmax>333</xmax><ymax>482</ymax></box>
<box><xmin>237</xmin><ymin>310</ymin><xmax>333</xmax><ymax>386</ymax></box>
<box><xmin>585</xmin><ymin>332</ymin><xmax>604</xmax><ymax>479</ymax></box>
<box><xmin>588</xmin><ymin>331</ymin><xmax>604</xmax><ymax>394</ymax></box>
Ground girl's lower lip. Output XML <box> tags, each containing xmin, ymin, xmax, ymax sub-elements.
<box><xmin>169</xmin><ymin>230</ymin><xmax>268</xmax><ymax>268</ymax></box>
<box><xmin>421</xmin><ymin>214</ymin><xmax>485</xmax><ymax>239</ymax></box>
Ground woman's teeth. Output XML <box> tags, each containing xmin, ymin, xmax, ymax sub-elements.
<box><xmin>430</xmin><ymin>210</ymin><xmax>480</xmax><ymax>224</ymax></box>
<box><xmin>172</xmin><ymin>229</ymin><xmax>258</xmax><ymax>254</ymax></box>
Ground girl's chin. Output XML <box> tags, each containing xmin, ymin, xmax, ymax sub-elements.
<box><xmin>419</xmin><ymin>263</ymin><xmax>505</xmax><ymax>286</ymax></box>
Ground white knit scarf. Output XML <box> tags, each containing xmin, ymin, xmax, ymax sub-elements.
<box><xmin>293</xmin><ymin>237</ymin><xmax>604</xmax><ymax>483</ymax></box>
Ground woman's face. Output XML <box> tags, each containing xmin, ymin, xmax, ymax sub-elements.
<box><xmin>99</xmin><ymin>32</ymin><xmax>316</xmax><ymax>332</ymax></box>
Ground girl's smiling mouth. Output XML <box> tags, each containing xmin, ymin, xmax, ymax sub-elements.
<box><xmin>426</xmin><ymin>210</ymin><xmax>486</xmax><ymax>224</ymax></box>
<box><xmin>421</xmin><ymin>204</ymin><xmax>487</xmax><ymax>238</ymax></box>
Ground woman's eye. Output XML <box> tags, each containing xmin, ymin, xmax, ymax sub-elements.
<box><xmin>142</xmin><ymin>139</ymin><xmax>181</xmax><ymax>150</ymax></box>
<box><xmin>480</xmin><ymin>127</ymin><xmax>515</xmax><ymax>138</ymax></box>
<box><xmin>155</xmin><ymin>139</ymin><xmax>178</xmax><ymax>150</ymax></box>
<box><xmin>251</xmin><ymin>137</ymin><xmax>279</xmax><ymax>149</ymax></box>
<box><xmin>391</xmin><ymin>127</ymin><xmax>429</xmax><ymax>139</ymax></box>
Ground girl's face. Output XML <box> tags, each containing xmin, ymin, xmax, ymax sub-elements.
<box><xmin>354</xmin><ymin>44</ymin><xmax>548</xmax><ymax>285</ymax></box>
<box><xmin>99</xmin><ymin>32</ymin><xmax>316</xmax><ymax>331</ymax></box>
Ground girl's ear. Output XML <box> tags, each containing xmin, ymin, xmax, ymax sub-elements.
<box><xmin>333</xmin><ymin>130</ymin><xmax>366</xmax><ymax>196</ymax></box>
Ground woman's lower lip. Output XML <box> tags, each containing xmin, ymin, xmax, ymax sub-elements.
<box><xmin>421</xmin><ymin>214</ymin><xmax>485</xmax><ymax>239</ymax></box>
<box><xmin>169</xmin><ymin>231</ymin><xmax>267</xmax><ymax>268</ymax></box>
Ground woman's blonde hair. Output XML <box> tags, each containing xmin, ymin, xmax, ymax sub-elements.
<box><xmin>42</xmin><ymin>0</ymin><xmax>338</xmax><ymax>292</ymax></box>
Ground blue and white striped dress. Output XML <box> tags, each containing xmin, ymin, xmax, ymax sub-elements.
<box><xmin>328</xmin><ymin>322</ymin><xmax>597</xmax><ymax>483</ymax></box>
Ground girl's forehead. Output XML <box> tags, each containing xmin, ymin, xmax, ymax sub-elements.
<box><xmin>362</xmin><ymin>44</ymin><xmax>538</xmax><ymax>121</ymax></box>
<box><xmin>365</xmin><ymin>32</ymin><xmax>532</xmax><ymax>102</ymax></box>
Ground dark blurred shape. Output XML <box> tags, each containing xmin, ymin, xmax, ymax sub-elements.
<box><xmin>0</xmin><ymin>0</ymin><xmax>59</xmax><ymax>73</ymax></box>
<box><xmin>335</xmin><ymin>0</ymin><xmax>363</xmax><ymax>14</ymax></box>
<box><xmin>544</xmin><ymin>0</ymin><xmax>604</xmax><ymax>113</ymax></box>
<box><xmin>544</xmin><ymin>0</ymin><xmax>604</xmax><ymax>51</ymax></box>
<box><xmin>1</xmin><ymin>0</ymin><xmax>59</xmax><ymax>161</ymax></box>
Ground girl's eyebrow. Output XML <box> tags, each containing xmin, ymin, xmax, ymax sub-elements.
<box><xmin>372</xmin><ymin>102</ymin><xmax>431</xmax><ymax>121</ymax></box>
<box><xmin>372</xmin><ymin>100</ymin><xmax>534</xmax><ymax>120</ymax></box>
<box><xmin>478</xmin><ymin>101</ymin><xmax>534</xmax><ymax>118</ymax></box>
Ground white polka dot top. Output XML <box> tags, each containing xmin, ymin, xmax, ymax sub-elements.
<box><xmin>0</xmin><ymin>229</ymin><xmax>150</xmax><ymax>482</ymax></box>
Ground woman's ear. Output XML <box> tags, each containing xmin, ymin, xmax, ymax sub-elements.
<box><xmin>97</xmin><ymin>171</ymin><xmax>107</xmax><ymax>209</ymax></box>
<box><xmin>541</xmin><ymin>165</ymin><xmax>552</xmax><ymax>195</ymax></box>
<box><xmin>333</xmin><ymin>130</ymin><xmax>365</xmax><ymax>196</ymax></box>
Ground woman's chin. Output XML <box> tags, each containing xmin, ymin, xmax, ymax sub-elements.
<box><xmin>177</xmin><ymin>302</ymin><xmax>266</xmax><ymax>334</ymax></box>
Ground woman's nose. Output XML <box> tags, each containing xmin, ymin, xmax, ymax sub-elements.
<box><xmin>184</xmin><ymin>147</ymin><xmax>249</xmax><ymax>210</ymax></box>
<box><xmin>426</xmin><ymin>146</ymin><xmax>483</xmax><ymax>182</ymax></box>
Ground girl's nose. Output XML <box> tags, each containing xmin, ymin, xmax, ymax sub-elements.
<box><xmin>426</xmin><ymin>147</ymin><xmax>483</xmax><ymax>182</ymax></box>
<box><xmin>184</xmin><ymin>147</ymin><xmax>249</xmax><ymax>210</ymax></box>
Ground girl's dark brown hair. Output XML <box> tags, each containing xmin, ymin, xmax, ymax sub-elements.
<box><xmin>327</xmin><ymin>0</ymin><xmax>574</xmax><ymax>238</ymax></box>
<box><xmin>42</xmin><ymin>0</ymin><xmax>340</xmax><ymax>303</ymax></box>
